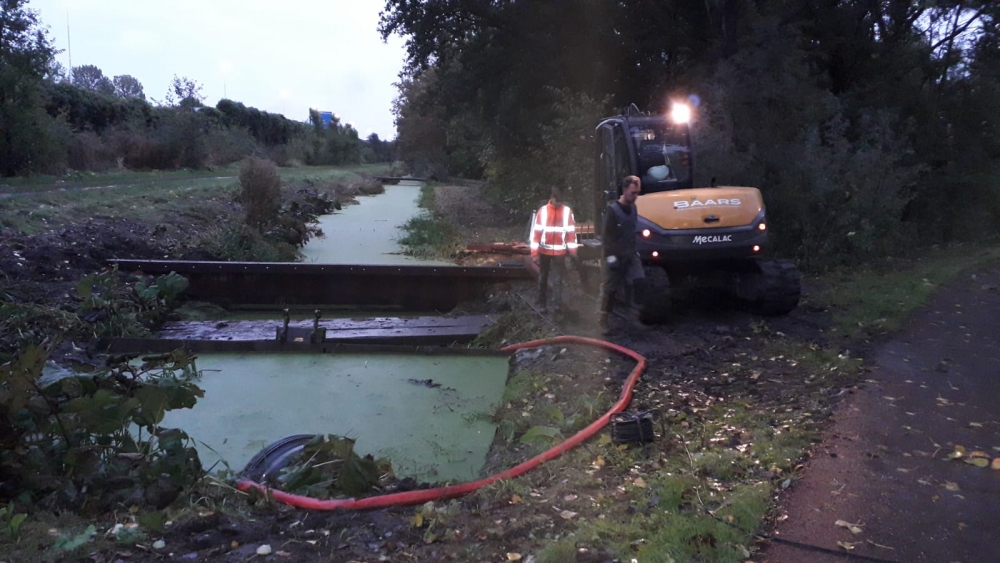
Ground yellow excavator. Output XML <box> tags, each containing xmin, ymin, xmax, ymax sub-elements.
<box><xmin>583</xmin><ymin>102</ymin><xmax>801</xmax><ymax>320</ymax></box>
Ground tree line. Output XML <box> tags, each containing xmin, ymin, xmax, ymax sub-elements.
<box><xmin>0</xmin><ymin>1</ymin><xmax>395</xmax><ymax>179</ymax></box>
<box><xmin>383</xmin><ymin>0</ymin><xmax>1000</xmax><ymax>267</ymax></box>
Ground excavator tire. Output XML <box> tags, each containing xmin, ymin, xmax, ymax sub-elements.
<box><xmin>638</xmin><ymin>265</ymin><xmax>672</xmax><ymax>324</ymax></box>
<box><xmin>741</xmin><ymin>259</ymin><xmax>801</xmax><ymax>316</ymax></box>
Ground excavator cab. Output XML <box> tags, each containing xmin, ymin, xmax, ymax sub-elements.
<box><xmin>593</xmin><ymin>104</ymin><xmax>693</xmax><ymax>233</ymax></box>
<box><xmin>591</xmin><ymin>102</ymin><xmax>800</xmax><ymax>318</ymax></box>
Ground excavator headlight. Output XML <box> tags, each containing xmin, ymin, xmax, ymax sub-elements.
<box><xmin>758</xmin><ymin>222</ymin><xmax>767</xmax><ymax>231</ymax></box>
<box><xmin>753</xmin><ymin>245</ymin><xmax>761</xmax><ymax>253</ymax></box>
<box><xmin>652</xmin><ymin>251</ymin><xmax>660</xmax><ymax>258</ymax></box>
<box><xmin>642</xmin><ymin>229</ymin><xmax>651</xmax><ymax>238</ymax></box>
<box><xmin>670</xmin><ymin>102</ymin><xmax>692</xmax><ymax>124</ymax></box>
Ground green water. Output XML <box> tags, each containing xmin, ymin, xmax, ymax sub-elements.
<box><xmin>160</xmin><ymin>353</ymin><xmax>509</xmax><ymax>482</ymax></box>
<box><xmin>301</xmin><ymin>183</ymin><xmax>450</xmax><ymax>265</ymax></box>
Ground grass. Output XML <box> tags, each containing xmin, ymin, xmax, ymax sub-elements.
<box><xmin>0</xmin><ymin>164</ymin><xmax>388</xmax><ymax>235</ymax></box>
<box><xmin>397</xmin><ymin>182</ymin><xmax>465</xmax><ymax>259</ymax></box>
<box><xmin>821</xmin><ymin>243</ymin><xmax>1000</xmax><ymax>339</ymax></box>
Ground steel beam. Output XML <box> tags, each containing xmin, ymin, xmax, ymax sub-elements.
<box><xmin>108</xmin><ymin>260</ymin><xmax>531</xmax><ymax>311</ymax></box>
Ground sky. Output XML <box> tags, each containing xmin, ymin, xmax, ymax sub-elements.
<box><xmin>30</xmin><ymin>0</ymin><xmax>408</xmax><ymax>139</ymax></box>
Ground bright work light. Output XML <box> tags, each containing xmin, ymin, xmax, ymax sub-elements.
<box><xmin>670</xmin><ymin>102</ymin><xmax>692</xmax><ymax>124</ymax></box>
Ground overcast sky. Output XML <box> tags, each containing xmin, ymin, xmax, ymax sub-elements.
<box><xmin>30</xmin><ymin>0</ymin><xmax>408</xmax><ymax>139</ymax></box>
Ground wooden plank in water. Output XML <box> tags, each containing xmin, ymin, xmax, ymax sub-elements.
<box><xmin>156</xmin><ymin>315</ymin><xmax>492</xmax><ymax>346</ymax></box>
<box><xmin>107</xmin><ymin>339</ymin><xmax>508</xmax><ymax>357</ymax></box>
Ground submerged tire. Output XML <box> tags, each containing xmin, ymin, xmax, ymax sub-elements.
<box><xmin>744</xmin><ymin>260</ymin><xmax>801</xmax><ymax>316</ymax></box>
<box><xmin>241</xmin><ymin>434</ymin><xmax>317</xmax><ymax>484</ymax></box>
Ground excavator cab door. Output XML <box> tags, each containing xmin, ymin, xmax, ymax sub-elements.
<box><xmin>594</xmin><ymin>121</ymin><xmax>633</xmax><ymax>234</ymax></box>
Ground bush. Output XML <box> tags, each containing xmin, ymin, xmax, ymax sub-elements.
<box><xmin>0</xmin><ymin>347</ymin><xmax>204</xmax><ymax>510</ymax></box>
<box><xmin>66</xmin><ymin>131</ymin><xmax>116</xmax><ymax>172</ymax></box>
<box><xmin>202</xmin><ymin>223</ymin><xmax>299</xmax><ymax>262</ymax></box>
<box><xmin>205</xmin><ymin>125</ymin><xmax>261</xmax><ymax>167</ymax></box>
<box><xmin>239</xmin><ymin>157</ymin><xmax>282</xmax><ymax>229</ymax></box>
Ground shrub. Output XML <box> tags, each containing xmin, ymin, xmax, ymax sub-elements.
<box><xmin>239</xmin><ymin>157</ymin><xmax>282</xmax><ymax>229</ymax></box>
<box><xmin>205</xmin><ymin>125</ymin><xmax>261</xmax><ymax>167</ymax></box>
<box><xmin>66</xmin><ymin>131</ymin><xmax>115</xmax><ymax>172</ymax></box>
<box><xmin>202</xmin><ymin>223</ymin><xmax>299</xmax><ymax>262</ymax></box>
<box><xmin>0</xmin><ymin>346</ymin><xmax>204</xmax><ymax>509</ymax></box>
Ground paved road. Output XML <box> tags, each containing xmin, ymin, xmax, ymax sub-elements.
<box><xmin>764</xmin><ymin>264</ymin><xmax>1000</xmax><ymax>563</ymax></box>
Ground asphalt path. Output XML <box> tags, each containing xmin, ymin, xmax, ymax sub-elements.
<box><xmin>764</xmin><ymin>263</ymin><xmax>1000</xmax><ymax>563</ymax></box>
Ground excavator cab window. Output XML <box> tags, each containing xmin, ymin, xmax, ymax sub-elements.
<box><xmin>630</xmin><ymin>124</ymin><xmax>691</xmax><ymax>193</ymax></box>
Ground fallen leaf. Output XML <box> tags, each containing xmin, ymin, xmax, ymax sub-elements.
<box><xmin>231</xmin><ymin>541</ymin><xmax>239</xmax><ymax>548</ymax></box>
<box><xmin>633</xmin><ymin>477</ymin><xmax>647</xmax><ymax>488</ymax></box>
<box><xmin>563</xmin><ymin>494</ymin><xmax>578</xmax><ymax>502</ymax></box>
<box><xmin>507</xmin><ymin>553</ymin><xmax>522</xmax><ymax>561</ymax></box>
<box><xmin>256</xmin><ymin>545</ymin><xmax>272</xmax><ymax>556</ymax></box>
<box><xmin>970</xmin><ymin>451</ymin><xmax>988</xmax><ymax>458</ymax></box>
<box><xmin>969</xmin><ymin>422</ymin><xmax>983</xmax><ymax>428</ymax></box>
<box><xmin>412</xmin><ymin>513</ymin><xmax>423</xmax><ymax>528</ymax></box>
<box><xmin>510</xmin><ymin>494</ymin><xmax>523</xmax><ymax>505</ymax></box>
<box><xmin>992</xmin><ymin>458</ymin><xmax>1000</xmax><ymax>471</ymax></box>
<box><xmin>944</xmin><ymin>481</ymin><xmax>960</xmax><ymax>492</ymax></box>
<box><xmin>275</xmin><ymin>551</ymin><xmax>291</xmax><ymax>558</ymax></box>
<box><xmin>835</xmin><ymin>520</ymin><xmax>864</xmax><ymax>534</ymax></box>
<box><xmin>559</xmin><ymin>510</ymin><xmax>578</xmax><ymax>520</ymax></box>
<box><xmin>970</xmin><ymin>458</ymin><xmax>989</xmax><ymax>468</ymax></box>
<box><xmin>594</xmin><ymin>455</ymin><xmax>606</xmax><ymax>468</ymax></box>
<box><xmin>837</xmin><ymin>541</ymin><xmax>857</xmax><ymax>551</ymax></box>
<box><xmin>152</xmin><ymin>540</ymin><xmax>165</xmax><ymax>550</ymax></box>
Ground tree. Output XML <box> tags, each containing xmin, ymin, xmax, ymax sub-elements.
<box><xmin>113</xmin><ymin>74</ymin><xmax>145</xmax><ymax>100</ymax></box>
<box><xmin>381</xmin><ymin>0</ymin><xmax>1000</xmax><ymax>265</ymax></box>
<box><xmin>71</xmin><ymin>64</ymin><xmax>114</xmax><ymax>96</ymax></box>
<box><xmin>0</xmin><ymin>0</ymin><xmax>62</xmax><ymax>176</ymax></box>
<box><xmin>166</xmin><ymin>75</ymin><xmax>204</xmax><ymax>108</ymax></box>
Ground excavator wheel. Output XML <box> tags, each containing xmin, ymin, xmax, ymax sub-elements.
<box><xmin>737</xmin><ymin>259</ymin><xmax>801</xmax><ymax>316</ymax></box>
<box><xmin>638</xmin><ymin>265</ymin><xmax>672</xmax><ymax>324</ymax></box>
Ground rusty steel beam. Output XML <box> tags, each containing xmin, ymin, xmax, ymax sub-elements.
<box><xmin>108</xmin><ymin>260</ymin><xmax>531</xmax><ymax>311</ymax></box>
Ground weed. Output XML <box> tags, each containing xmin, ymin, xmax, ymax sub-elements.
<box><xmin>398</xmin><ymin>213</ymin><xmax>462</xmax><ymax>258</ymax></box>
<box><xmin>537</xmin><ymin>537</ymin><xmax>578</xmax><ymax>563</ymax></box>
<box><xmin>692</xmin><ymin>449</ymin><xmax>745</xmax><ymax>480</ymax></box>
<box><xmin>471</xmin><ymin>476</ymin><xmax>529</xmax><ymax>506</ymax></box>
<box><xmin>0</xmin><ymin>503</ymin><xmax>27</xmax><ymax>541</ymax></box>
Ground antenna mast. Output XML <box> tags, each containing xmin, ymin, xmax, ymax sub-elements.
<box><xmin>66</xmin><ymin>9</ymin><xmax>73</xmax><ymax>81</ymax></box>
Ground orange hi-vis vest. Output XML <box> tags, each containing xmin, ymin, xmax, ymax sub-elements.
<box><xmin>531</xmin><ymin>199</ymin><xmax>578</xmax><ymax>257</ymax></box>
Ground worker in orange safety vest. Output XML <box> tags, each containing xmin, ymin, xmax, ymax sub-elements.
<box><xmin>530</xmin><ymin>185</ymin><xmax>578</xmax><ymax>316</ymax></box>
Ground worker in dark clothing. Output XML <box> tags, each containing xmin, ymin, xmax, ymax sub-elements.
<box><xmin>598</xmin><ymin>175</ymin><xmax>646</xmax><ymax>334</ymax></box>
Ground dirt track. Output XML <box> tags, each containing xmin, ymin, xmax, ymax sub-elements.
<box><xmin>765</xmin><ymin>264</ymin><xmax>1000</xmax><ymax>563</ymax></box>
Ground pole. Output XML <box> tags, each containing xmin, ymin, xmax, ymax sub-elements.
<box><xmin>66</xmin><ymin>9</ymin><xmax>73</xmax><ymax>81</ymax></box>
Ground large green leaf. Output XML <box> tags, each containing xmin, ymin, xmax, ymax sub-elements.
<box><xmin>64</xmin><ymin>390</ymin><xmax>140</xmax><ymax>435</ymax></box>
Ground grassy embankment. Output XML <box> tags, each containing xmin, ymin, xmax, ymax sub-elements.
<box><xmin>465</xmin><ymin>243</ymin><xmax>1000</xmax><ymax>562</ymax></box>
<box><xmin>0</xmin><ymin>164</ymin><xmax>388</xmax><ymax>235</ymax></box>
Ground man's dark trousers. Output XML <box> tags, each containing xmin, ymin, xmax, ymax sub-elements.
<box><xmin>538</xmin><ymin>254</ymin><xmax>566</xmax><ymax>313</ymax></box>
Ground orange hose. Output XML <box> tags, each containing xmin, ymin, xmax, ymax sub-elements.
<box><xmin>235</xmin><ymin>335</ymin><xmax>646</xmax><ymax>510</ymax></box>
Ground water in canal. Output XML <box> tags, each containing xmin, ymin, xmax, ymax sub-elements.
<box><xmin>160</xmin><ymin>352</ymin><xmax>509</xmax><ymax>482</ymax></box>
<box><xmin>160</xmin><ymin>183</ymin><xmax>507</xmax><ymax>483</ymax></box>
<box><xmin>300</xmin><ymin>182</ymin><xmax>450</xmax><ymax>266</ymax></box>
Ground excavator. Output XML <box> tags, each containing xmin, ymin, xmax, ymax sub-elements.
<box><xmin>582</xmin><ymin>102</ymin><xmax>801</xmax><ymax>320</ymax></box>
